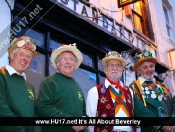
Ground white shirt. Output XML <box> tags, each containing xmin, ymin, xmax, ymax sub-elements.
<box><xmin>5</xmin><ymin>65</ymin><xmax>26</xmax><ymax>80</ymax></box>
<box><xmin>139</xmin><ymin>76</ymin><xmax>156</xmax><ymax>84</ymax></box>
<box><xmin>86</xmin><ymin>79</ymin><xmax>133</xmax><ymax>132</ymax></box>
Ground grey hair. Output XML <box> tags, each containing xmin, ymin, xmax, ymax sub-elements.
<box><xmin>9</xmin><ymin>48</ymin><xmax>19</xmax><ymax>61</ymax></box>
<box><xmin>136</xmin><ymin>60</ymin><xmax>155</xmax><ymax>72</ymax></box>
<box><xmin>12</xmin><ymin>48</ymin><xmax>19</xmax><ymax>54</ymax></box>
<box><xmin>54</xmin><ymin>51</ymin><xmax>78</xmax><ymax>67</ymax></box>
<box><xmin>137</xmin><ymin>65</ymin><xmax>141</xmax><ymax>72</ymax></box>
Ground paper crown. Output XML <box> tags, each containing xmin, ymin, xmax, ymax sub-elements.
<box><xmin>8</xmin><ymin>36</ymin><xmax>39</xmax><ymax>57</ymax></box>
<box><xmin>133</xmin><ymin>49</ymin><xmax>156</xmax><ymax>71</ymax></box>
<box><xmin>51</xmin><ymin>43</ymin><xmax>83</xmax><ymax>69</ymax></box>
<box><xmin>102</xmin><ymin>51</ymin><xmax>126</xmax><ymax>67</ymax></box>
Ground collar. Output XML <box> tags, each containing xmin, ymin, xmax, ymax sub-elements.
<box><xmin>5</xmin><ymin>65</ymin><xmax>26</xmax><ymax>80</ymax></box>
<box><xmin>139</xmin><ymin>76</ymin><xmax>155</xmax><ymax>84</ymax></box>
<box><xmin>104</xmin><ymin>78</ymin><xmax>124</xmax><ymax>89</ymax></box>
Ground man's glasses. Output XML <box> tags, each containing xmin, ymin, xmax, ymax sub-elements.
<box><xmin>59</xmin><ymin>57</ymin><xmax>76</xmax><ymax>62</ymax></box>
<box><xmin>106</xmin><ymin>64</ymin><xmax>122</xmax><ymax>68</ymax></box>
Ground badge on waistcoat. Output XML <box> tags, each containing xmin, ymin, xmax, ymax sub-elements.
<box><xmin>101</xmin><ymin>84</ymin><xmax>106</xmax><ymax>94</ymax></box>
<box><xmin>158</xmin><ymin>107</ymin><xmax>169</xmax><ymax>117</ymax></box>
<box><xmin>100</xmin><ymin>96</ymin><xmax>108</xmax><ymax>104</ymax></box>
<box><xmin>106</xmin><ymin>104</ymin><xmax>111</xmax><ymax>109</ymax></box>
<box><xmin>127</xmin><ymin>94</ymin><xmax>131</xmax><ymax>104</ymax></box>
<box><xmin>101</xmin><ymin>113</ymin><xmax>107</xmax><ymax>117</ymax></box>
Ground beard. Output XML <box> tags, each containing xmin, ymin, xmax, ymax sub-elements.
<box><xmin>107</xmin><ymin>71</ymin><xmax>122</xmax><ymax>82</ymax></box>
<box><xmin>142</xmin><ymin>72</ymin><xmax>154</xmax><ymax>81</ymax></box>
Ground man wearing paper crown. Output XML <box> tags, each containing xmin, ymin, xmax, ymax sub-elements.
<box><xmin>0</xmin><ymin>36</ymin><xmax>39</xmax><ymax>132</ymax></box>
<box><xmin>86</xmin><ymin>51</ymin><xmax>136</xmax><ymax>132</ymax></box>
<box><xmin>36</xmin><ymin>43</ymin><xmax>86</xmax><ymax>132</ymax></box>
<box><xmin>129</xmin><ymin>49</ymin><xmax>175</xmax><ymax>132</ymax></box>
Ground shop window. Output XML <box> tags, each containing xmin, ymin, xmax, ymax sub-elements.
<box><xmin>26</xmin><ymin>29</ymin><xmax>45</xmax><ymax>48</ymax></box>
<box><xmin>132</xmin><ymin>0</ymin><xmax>153</xmax><ymax>40</ymax></box>
<box><xmin>98</xmin><ymin>58</ymin><xmax>104</xmax><ymax>71</ymax></box>
<box><xmin>49</xmin><ymin>56</ymin><xmax>57</xmax><ymax>75</ymax></box>
<box><xmin>25</xmin><ymin>53</ymin><xmax>46</xmax><ymax>96</ymax></box>
<box><xmin>99</xmin><ymin>75</ymin><xmax>105</xmax><ymax>83</ymax></box>
<box><xmin>73</xmin><ymin>68</ymin><xmax>97</xmax><ymax>99</ymax></box>
<box><xmin>82</xmin><ymin>52</ymin><xmax>93</xmax><ymax>67</ymax></box>
<box><xmin>49</xmin><ymin>38</ymin><xmax>61</xmax><ymax>51</ymax></box>
<box><xmin>162</xmin><ymin>4</ymin><xmax>174</xmax><ymax>40</ymax></box>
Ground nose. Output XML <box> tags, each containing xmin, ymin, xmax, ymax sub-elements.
<box><xmin>22</xmin><ymin>54</ymin><xmax>30</xmax><ymax>61</ymax></box>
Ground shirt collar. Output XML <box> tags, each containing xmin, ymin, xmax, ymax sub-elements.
<box><xmin>5</xmin><ymin>65</ymin><xmax>26</xmax><ymax>80</ymax></box>
<box><xmin>105</xmin><ymin>78</ymin><xmax>124</xmax><ymax>88</ymax></box>
<box><xmin>139</xmin><ymin>76</ymin><xmax>155</xmax><ymax>84</ymax></box>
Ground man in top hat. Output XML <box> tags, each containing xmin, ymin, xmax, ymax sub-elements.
<box><xmin>36</xmin><ymin>43</ymin><xmax>86</xmax><ymax>132</ymax></box>
<box><xmin>0</xmin><ymin>36</ymin><xmax>39</xmax><ymax>132</ymax></box>
<box><xmin>129</xmin><ymin>49</ymin><xmax>175</xmax><ymax>132</ymax></box>
<box><xmin>86</xmin><ymin>51</ymin><xmax>136</xmax><ymax>132</ymax></box>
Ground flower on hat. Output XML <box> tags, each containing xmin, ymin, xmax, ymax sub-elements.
<box><xmin>51</xmin><ymin>43</ymin><xmax>83</xmax><ymax>70</ymax></box>
<box><xmin>106</xmin><ymin>51</ymin><xmax>123</xmax><ymax>58</ymax></box>
<box><xmin>133</xmin><ymin>49</ymin><xmax>156</xmax><ymax>71</ymax></box>
<box><xmin>102</xmin><ymin>51</ymin><xmax>126</xmax><ymax>67</ymax></box>
<box><xmin>8</xmin><ymin>36</ymin><xmax>39</xmax><ymax>57</ymax></box>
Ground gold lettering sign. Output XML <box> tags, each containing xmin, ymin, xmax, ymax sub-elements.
<box><xmin>118</xmin><ymin>0</ymin><xmax>140</xmax><ymax>8</ymax></box>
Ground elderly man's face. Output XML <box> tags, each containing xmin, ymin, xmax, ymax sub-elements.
<box><xmin>104</xmin><ymin>59</ymin><xmax>124</xmax><ymax>82</ymax></box>
<box><xmin>57</xmin><ymin>52</ymin><xmax>77</xmax><ymax>77</ymax></box>
<box><xmin>138</xmin><ymin>61</ymin><xmax>155</xmax><ymax>81</ymax></box>
<box><xmin>10</xmin><ymin>48</ymin><xmax>33</xmax><ymax>75</ymax></box>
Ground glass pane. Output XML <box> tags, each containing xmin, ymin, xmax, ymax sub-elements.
<box><xmin>166</xmin><ymin>25</ymin><xmax>171</xmax><ymax>37</ymax></box>
<box><xmin>163</xmin><ymin>6</ymin><xmax>170</xmax><ymax>24</ymax></box>
<box><xmin>26</xmin><ymin>29</ymin><xmax>44</xmax><ymax>48</ymax></box>
<box><xmin>25</xmin><ymin>54</ymin><xmax>45</xmax><ymax>97</ymax></box>
<box><xmin>49</xmin><ymin>38</ymin><xmax>61</xmax><ymax>51</ymax></box>
<box><xmin>133</xmin><ymin>13</ymin><xmax>143</xmax><ymax>33</ymax></box>
<box><xmin>135</xmin><ymin>1</ymin><xmax>142</xmax><ymax>16</ymax></box>
<box><xmin>82</xmin><ymin>53</ymin><xmax>93</xmax><ymax>67</ymax></box>
<box><xmin>98</xmin><ymin>58</ymin><xmax>104</xmax><ymax>71</ymax></box>
<box><xmin>49</xmin><ymin>56</ymin><xmax>57</xmax><ymax>75</ymax></box>
<box><xmin>73</xmin><ymin>68</ymin><xmax>97</xmax><ymax>99</ymax></box>
<box><xmin>99</xmin><ymin>75</ymin><xmax>106</xmax><ymax>83</ymax></box>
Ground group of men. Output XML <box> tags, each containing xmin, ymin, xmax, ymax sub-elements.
<box><xmin>0</xmin><ymin>35</ymin><xmax>174</xmax><ymax>132</ymax></box>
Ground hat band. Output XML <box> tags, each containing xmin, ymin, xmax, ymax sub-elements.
<box><xmin>14</xmin><ymin>40</ymin><xmax>36</xmax><ymax>51</ymax></box>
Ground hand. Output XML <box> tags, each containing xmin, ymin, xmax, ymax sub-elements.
<box><xmin>162</xmin><ymin>126</ymin><xmax>175</xmax><ymax>132</ymax></box>
<box><xmin>72</xmin><ymin>126</ymin><xmax>85</xmax><ymax>132</ymax></box>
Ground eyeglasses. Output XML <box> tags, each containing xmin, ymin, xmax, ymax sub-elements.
<box><xmin>59</xmin><ymin>57</ymin><xmax>76</xmax><ymax>62</ymax></box>
<box><xmin>106</xmin><ymin>64</ymin><xmax>122</xmax><ymax>68</ymax></box>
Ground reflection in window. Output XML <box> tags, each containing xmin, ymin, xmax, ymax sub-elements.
<box><xmin>49</xmin><ymin>56</ymin><xmax>57</xmax><ymax>75</ymax></box>
<box><xmin>99</xmin><ymin>75</ymin><xmax>105</xmax><ymax>83</ymax></box>
<box><xmin>26</xmin><ymin>29</ymin><xmax>44</xmax><ymax>47</ymax></box>
<box><xmin>73</xmin><ymin>68</ymin><xmax>97</xmax><ymax>99</ymax></box>
<box><xmin>25</xmin><ymin>54</ymin><xmax>45</xmax><ymax>96</ymax></box>
<box><xmin>163</xmin><ymin>5</ymin><xmax>172</xmax><ymax>38</ymax></box>
<box><xmin>98</xmin><ymin>58</ymin><xmax>104</xmax><ymax>71</ymax></box>
<box><xmin>131</xmin><ymin>0</ymin><xmax>153</xmax><ymax>40</ymax></box>
<box><xmin>133</xmin><ymin>13</ymin><xmax>142</xmax><ymax>33</ymax></box>
<box><xmin>50</xmin><ymin>38</ymin><xmax>61</xmax><ymax>51</ymax></box>
<box><xmin>134</xmin><ymin>1</ymin><xmax>142</xmax><ymax>16</ymax></box>
<box><xmin>82</xmin><ymin>53</ymin><xmax>93</xmax><ymax>67</ymax></box>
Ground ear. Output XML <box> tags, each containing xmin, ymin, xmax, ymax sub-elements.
<box><xmin>104</xmin><ymin>67</ymin><xmax>107</xmax><ymax>74</ymax></box>
<box><xmin>9</xmin><ymin>52</ymin><xmax>14</xmax><ymax>60</ymax></box>
<box><xmin>137</xmin><ymin>71</ymin><xmax>140</xmax><ymax>76</ymax></box>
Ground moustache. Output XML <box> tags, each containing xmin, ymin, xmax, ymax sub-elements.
<box><xmin>109</xmin><ymin>71</ymin><xmax>120</xmax><ymax>75</ymax></box>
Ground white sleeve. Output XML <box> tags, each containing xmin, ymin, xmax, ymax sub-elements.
<box><xmin>86</xmin><ymin>87</ymin><xmax>98</xmax><ymax>132</ymax></box>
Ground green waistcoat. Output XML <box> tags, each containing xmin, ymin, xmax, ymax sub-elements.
<box><xmin>129</xmin><ymin>80</ymin><xmax>175</xmax><ymax>132</ymax></box>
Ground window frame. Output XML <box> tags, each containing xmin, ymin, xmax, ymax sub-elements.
<box><xmin>162</xmin><ymin>3</ymin><xmax>173</xmax><ymax>39</ymax></box>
